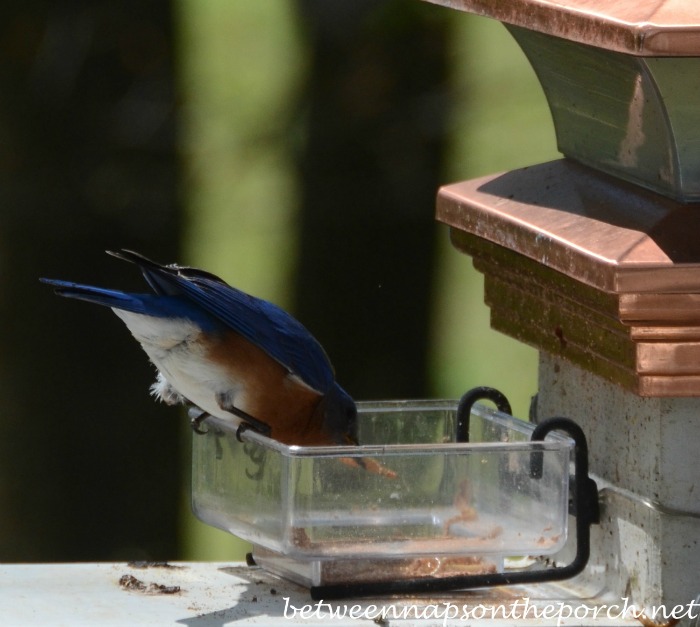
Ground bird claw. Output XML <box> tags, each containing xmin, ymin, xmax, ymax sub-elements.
<box><xmin>215</xmin><ymin>392</ymin><xmax>271</xmax><ymax>438</ymax></box>
<box><xmin>190</xmin><ymin>409</ymin><xmax>210</xmax><ymax>435</ymax></box>
<box><xmin>188</xmin><ymin>403</ymin><xmax>270</xmax><ymax>442</ymax></box>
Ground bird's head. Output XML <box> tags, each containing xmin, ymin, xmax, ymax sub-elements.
<box><xmin>315</xmin><ymin>383</ymin><xmax>358</xmax><ymax>445</ymax></box>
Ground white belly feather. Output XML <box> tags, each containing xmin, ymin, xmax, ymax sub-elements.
<box><xmin>112</xmin><ymin>309</ymin><xmax>242</xmax><ymax>421</ymax></box>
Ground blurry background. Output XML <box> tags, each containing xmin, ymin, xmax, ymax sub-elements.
<box><xmin>0</xmin><ymin>1</ymin><xmax>556</xmax><ymax>563</ymax></box>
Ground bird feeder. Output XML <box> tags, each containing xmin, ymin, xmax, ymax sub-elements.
<box><xmin>191</xmin><ymin>390</ymin><xmax>600</xmax><ymax>600</ymax></box>
<box><xmin>190</xmin><ymin>0</ymin><xmax>700</xmax><ymax>616</ymax></box>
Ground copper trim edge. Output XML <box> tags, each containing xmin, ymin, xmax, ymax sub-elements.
<box><xmin>422</xmin><ymin>0</ymin><xmax>700</xmax><ymax>57</ymax></box>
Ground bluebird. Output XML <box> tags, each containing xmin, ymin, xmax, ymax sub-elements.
<box><xmin>40</xmin><ymin>250</ymin><xmax>357</xmax><ymax>447</ymax></box>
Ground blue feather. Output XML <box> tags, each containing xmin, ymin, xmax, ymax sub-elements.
<box><xmin>41</xmin><ymin>253</ymin><xmax>336</xmax><ymax>394</ymax></box>
<box><xmin>38</xmin><ymin>278</ymin><xmax>223</xmax><ymax>333</ymax></box>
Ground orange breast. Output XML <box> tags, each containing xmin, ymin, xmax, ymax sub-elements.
<box><xmin>205</xmin><ymin>331</ymin><xmax>334</xmax><ymax>445</ymax></box>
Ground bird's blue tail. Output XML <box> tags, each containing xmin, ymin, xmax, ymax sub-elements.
<box><xmin>39</xmin><ymin>278</ymin><xmax>153</xmax><ymax>316</ymax></box>
<box><xmin>41</xmin><ymin>277</ymin><xmax>220</xmax><ymax>328</ymax></box>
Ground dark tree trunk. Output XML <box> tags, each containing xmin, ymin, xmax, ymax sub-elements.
<box><xmin>294</xmin><ymin>0</ymin><xmax>451</xmax><ymax>399</ymax></box>
<box><xmin>0</xmin><ymin>2</ymin><xmax>182</xmax><ymax>561</ymax></box>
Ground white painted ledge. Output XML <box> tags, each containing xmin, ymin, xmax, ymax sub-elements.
<box><xmin>0</xmin><ymin>561</ymin><xmax>645</xmax><ymax>626</ymax></box>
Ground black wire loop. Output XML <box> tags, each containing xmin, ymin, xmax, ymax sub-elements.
<box><xmin>456</xmin><ymin>386</ymin><xmax>513</xmax><ymax>442</ymax></box>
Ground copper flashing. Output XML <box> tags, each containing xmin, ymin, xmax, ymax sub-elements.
<box><xmin>423</xmin><ymin>0</ymin><xmax>700</xmax><ymax>56</ymax></box>
<box><xmin>439</xmin><ymin>160</ymin><xmax>700</xmax><ymax>396</ymax></box>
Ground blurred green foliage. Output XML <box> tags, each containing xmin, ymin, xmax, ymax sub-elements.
<box><xmin>176</xmin><ymin>2</ymin><xmax>558</xmax><ymax>560</ymax></box>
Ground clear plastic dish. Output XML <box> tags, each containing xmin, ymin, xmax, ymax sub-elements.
<box><xmin>191</xmin><ymin>400</ymin><xmax>573</xmax><ymax>586</ymax></box>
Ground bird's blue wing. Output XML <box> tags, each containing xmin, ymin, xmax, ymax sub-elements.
<box><xmin>107</xmin><ymin>250</ymin><xmax>337</xmax><ymax>393</ymax></box>
<box><xmin>175</xmin><ymin>275</ymin><xmax>336</xmax><ymax>394</ymax></box>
